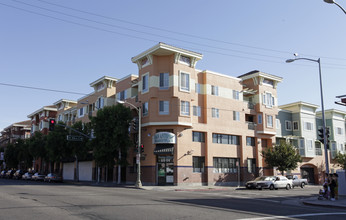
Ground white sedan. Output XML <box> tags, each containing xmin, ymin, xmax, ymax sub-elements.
<box><xmin>256</xmin><ymin>176</ymin><xmax>293</xmax><ymax>190</ymax></box>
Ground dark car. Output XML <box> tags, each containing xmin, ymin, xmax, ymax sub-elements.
<box><xmin>5</xmin><ymin>170</ymin><xmax>16</xmax><ymax>179</ymax></box>
<box><xmin>44</xmin><ymin>173</ymin><xmax>62</xmax><ymax>183</ymax></box>
<box><xmin>31</xmin><ymin>172</ymin><xmax>45</xmax><ymax>181</ymax></box>
<box><xmin>13</xmin><ymin>170</ymin><xmax>26</xmax><ymax>180</ymax></box>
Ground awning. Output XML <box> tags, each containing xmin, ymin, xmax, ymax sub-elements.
<box><xmin>154</xmin><ymin>144</ymin><xmax>174</xmax><ymax>155</ymax></box>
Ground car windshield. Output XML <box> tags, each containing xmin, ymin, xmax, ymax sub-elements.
<box><xmin>254</xmin><ymin>176</ymin><xmax>274</xmax><ymax>181</ymax></box>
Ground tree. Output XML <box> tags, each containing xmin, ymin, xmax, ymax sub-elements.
<box><xmin>90</xmin><ymin>105</ymin><xmax>133</xmax><ymax>180</ymax></box>
<box><xmin>334</xmin><ymin>152</ymin><xmax>346</xmax><ymax>170</ymax></box>
<box><xmin>16</xmin><ymin>139</ymin><xmax>33</xmax><ymax>169</ymax></box>
<box><xmin>46</xmin><ymin>122</ymin><xmax>69</xmax><ymax>171</ymax></box>
<box><xmin>261</xmin><ymin>142</ymin><xmax>302</xmax><ymax>176</ymax></box>
<box><xmin>28</xmin><ymin>131</ymin><xmax>47</xmax><ymax>172</ymax></box>
<box><xmin>4</xmin><ymin>143</ymin><xmax>19</xmax><ymax>169</ymax></box>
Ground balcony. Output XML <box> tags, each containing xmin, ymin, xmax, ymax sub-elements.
<box><xmin>248</xmin><ymin>102</ymin><xmax>255</xmax><ymax>110</ymax></box>
<box><xmin>247</xmin><ymin>122</ymin><xmax>256</xmax><ymax>130</ymax></box>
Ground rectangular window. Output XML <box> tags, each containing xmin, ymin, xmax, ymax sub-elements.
<box><xmin>233</xmin><ymin>90</ymin><xmax>239</xmax><ymax>100</ymax></box>
<box><xmin>180</xmin><ymin>101</ymin><xmax>190</xmax><ymax>116</ymax></box>
<box><xmin>337</xmin><ymin>127</ymin><xmax>343</xmax><ymax>135</ymax></box>
<box><xmin>285</xmin><ymin>121</ymin><xmax>292</xmax><ymax>131</ymax></box>
<box><xmin>247</xmin><ymin>158</ymin><xmax>256</xmax><ymax>173</ymax></box>
<box><xmin>304</xmin><ymin>122</ymin><xmax>313</xmax><ymax>131</ymax></box>
<box><xmin>233</xmin><ymin>111</ymin><xmax>240</xmax><ymax>121</ymax></box>
<box><xmin>142</xmin><ymin>102</ymin><xmax>148</xmax><ymax>116</ymax></box>
<box><xmin>193</xmin><ymin>106</ymin><xmax>201</xmax><ymax>117</ymax></box>
<box><xmin>79</xmin><ymin>107</ymin><xmax>84</xmax><ymax>117</ymax></box>
<box><xmin>212</xmin><ymin>108</ymin><xmax>219</xmax><ymax>118</ymax></box>
<box><xmin>258</xmin><ymin>114</ymin><xmax>262</xmax><ymax>124</ymax></box>
<box><xmin>180</xmin><ymin>72</ymin><xmax>190</xmax><ymax>92</ymax></box>
<box><xmin>193</xmin><ymin>157</ymin><xmax>205</xmax><ymax>173</ymax></box>
<box><xmin>267</xmin><ymin>115</ymin><xmax>273</xmax><ymax>128</ymax></box>
<box><xmin>212</xmin><ymin>133</ymin><xmax>239</xmax><ymax>145</ymax></box>
<box><xmin>142</xmin><ymin>74</ymin><xmax>148</xmax><ymax>93</ymax></box>
<box><xmin>211</xmin><ymin>85</ymin><xmax>219</xmax><ymax>96</ymax></box>
<box><xmin>293</xmin><ymin>121</ymin><xmax>299</xmax><ymax>131</ymax></box>
<box><xmin>159</xmin><ymin>73</ymin><xmax>169</xmax><ymax>89</ymax></box>
<box><xmin>195</xmin><ymin>83</ymin><xmax>201</xmax><ymax>94</ymax></box>
<box><xmin>96</xmin><ymin>97</ymin><xmax>104</xmax><ymax>109</ymax></box>
<box><xmin>246</xmin><ymin>137</ymin><xmax>255</xmax><ymax>146</ymax></box>
<box><xmin>263</xmin><ymin>92</ymin><xmax>274</xmax><ymax>107</ymax></box>
<box><xmin>213</xmin><ymin>157</ymin><xmax>238</xmax><ymax>173</ymax></box>
<box><xmin>193</xmin><ymin>131</ymin><xmax>205</xmax><ymax>142</ymax></box>
<box><xmin>159</xmin><ymin>101</ymin><xmax>169</xmax><ymax>115</ymax></box>
<box><xmin>306</xmin><ymin>139</ymin><xmax>313</xmax><ymax>151</ymax></box>
<box><xmin>315</xmin><ymin>142</ymin><xmax>322</xmax><ymax>155</ymax></box>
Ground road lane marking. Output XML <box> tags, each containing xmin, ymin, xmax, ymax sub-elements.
<box><xmin>238</xmin><ymin>212</ymin><xmax>346</xmax><ymax>220</ymax></box>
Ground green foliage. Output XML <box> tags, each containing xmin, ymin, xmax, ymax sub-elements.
<box><xmin>261</xmin><ymin>142</ymin><xmax>302</xmax><ymax>175</ymax></box>
<box><xmin>4</xmin><ymin>143</ymin><xmax>18</xmax><ymax>169</ymax></box>
<box><xmin>334</xmin><ymin>152</ymin><xmax>346</xmax><ymax>170</ymax></box>
<box><xmin>16</xmin><ymin>139</ymin><xmax>33</xmax><ymax>169</ymax></box>
<box><xmin>67</xmin><ymin>121</ymin><xmax>91</xmax><ymax>160</ymax></box>
<box><xmin>46</xmin><ymin>122</ymin><xmax>69</xmax><ymax>163</ymax></box>
<box><xmin>28</xmin><ymin>131</ymin><xmax>47</xmax><ymax>161</ymax></box>
<box><xmin>91</xmin><ymin>105</ymin><xmax>133</xmax><ymax>167</ymax></box>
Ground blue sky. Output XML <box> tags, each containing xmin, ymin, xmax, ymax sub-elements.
<box><xmin>1</xmin><ymin>0</ymin><xmax>345</xmax><ymax>131</ymax></box>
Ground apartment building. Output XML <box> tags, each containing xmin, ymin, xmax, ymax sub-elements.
<box><xmin>57</xmin><ymin>76</ymin><xmax>118</xmax><ymax>182</ymax></box>
<box><xmin>0</xmin><ymin>120</ymin><xmax>31</xmax><ymax>148</ymax></box>
<box><xmin>119</xmin><ymin>43</ymin><xmax>282</xmax><ymax>186</ymax></box>
<box><xmin>277</xmin><ymin>101</ymin><xmax>346</xmax><ymax>184</ymax></box>
<box><xmin>27</xmin><ymin>105</ymin><xmax>57</xmax><ymax>172</ymax></box>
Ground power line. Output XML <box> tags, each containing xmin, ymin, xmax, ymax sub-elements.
<box><xmin>2</xmin><ymin>1</ymin><xmax>346</xmax><ymax>69</ymax></box>
<box><xmin>33</xmin><ymin>0</ymin><xmax>346</xmax><ymax>62</ymax></box>
<box><xmin>0</xmin><ymin>82</ymin><xmax>87</xmax><ymax>96</ymax></box>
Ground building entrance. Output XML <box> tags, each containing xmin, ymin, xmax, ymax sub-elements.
<box><xmin>301</xmin><ymin>167</ymin><xmax>315</xmax><ymax>184</ymax></box>
<box><xmin>157</xmin><ymin>156</ymin><xmax>174</xmax><ymax>185</ymax></box>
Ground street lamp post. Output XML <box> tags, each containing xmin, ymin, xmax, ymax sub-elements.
<box><xmin>116</xmin><ymin>100</ymin><xmax>142</xmax><ymax>188</ymax></box>
<box><xmin>286</xmin><ymin>56</ymin><xmax>330</xmax><ymax>174</ymax></box>
<box><xmin>324</xmin><ymin>0</ymin><xmax>346</xmax><ymax>14</ymax></box>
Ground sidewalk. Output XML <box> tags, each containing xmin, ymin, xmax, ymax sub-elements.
<box><xmin>302</xmin><ymin>196</ymin><xmax>346</xmax><ymax>209</ymax></box>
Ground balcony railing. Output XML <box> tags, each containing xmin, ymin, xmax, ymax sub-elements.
<box><xmin>248</xmin><ymin>102</ymin><xmax>255</xmax><ymax>110</ymax></box>
<box><xmin>247</xmin><ymin>122</ymin><xmax>256</xmax><ymax>130</ymax></box>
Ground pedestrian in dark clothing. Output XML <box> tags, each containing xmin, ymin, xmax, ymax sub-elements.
<box><xmin>329</xmin><ymin>173</ymin><xmax>337</xmax><ymax>201</ymax></box>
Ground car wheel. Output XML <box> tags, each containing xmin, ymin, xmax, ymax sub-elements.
<box><xmin>301</xmin><ymin>182</ymin><xmax>305</xmax><ymax>188</ymax></box>
<box><xmin>269</xmin><ymin>184</ymin><xmax>274</xmax><ymax>190</ymax></box>
<box><xmin>286</xmin><ymin>184</ymin><xmax>290</xmax><ymax>190</ymax></box>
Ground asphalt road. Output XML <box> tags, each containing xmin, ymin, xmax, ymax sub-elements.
<box><xmin>0</xmin><ymin>179</ymin><xmax>345</xmax><ymax>220</ymax></box>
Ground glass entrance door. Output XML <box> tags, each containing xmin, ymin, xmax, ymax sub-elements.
<box><xmin>157</xmin><ymin>156</ymin><xmax>174</xmax><ymax>185</ymax></box>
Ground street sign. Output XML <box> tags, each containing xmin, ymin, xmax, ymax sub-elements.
<box><xmin>66</xmin><ymin>135</ymin><xmax>83</xmax><ymax>142</ymax></box>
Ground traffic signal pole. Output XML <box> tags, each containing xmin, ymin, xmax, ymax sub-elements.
<box><xmin>318</xmin><ymin>59</ymin><xmax>330</xmax><ymax>175</ymax></box>
<box><xmin>136</xmin><ymin>105</ymin><xmax>142</xmax><ymax>188</ymax></box>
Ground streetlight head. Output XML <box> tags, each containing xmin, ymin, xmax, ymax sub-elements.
<box><xmin>116</xmin><ymin>100</ymin><xmax>125</xmax><ymax>104</ymax></box>
<box><xmin>286</xmin><ymin>59</ymin><xmax>295</xmax><ymax>63</ymax></box>
<box><xmin>293</xmin><ymin>53</ymin><xmax>298</xmax><ymax>57</ymax></box>
<box><xmin>324</xmin><ymin>0</ymin><xmax>335</xmax><ymax>4</ymax></box>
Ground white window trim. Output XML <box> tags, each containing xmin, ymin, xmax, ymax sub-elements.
<box><xmin>285</xmin><ymin>120</ymin><xmax>292</xmax><ymax>131</ymax></box>
<box><xmin>293</xmin><ymin>121</ymin><xmax>299</xmax><ymax>131</ymax></box>
<box><xmin>212</xmin><ymin>108</ymin><xmax>220</xmax><ymax>118</ymax></box>
<box><xmin>179</xmin><ymin>71</ymin><xmax>190</xmax><ymax>93</ymax></box>
<box><xmin>306</xmin><ymin>139</ymin><xmax>313</xmax><ymax>151</ymax></box>
<box><xmin>159</xmin><ymin>101</ymin><xmax>169</xmax><ymax>115</ymax></box>
<box><xmin>266</xmin><ymin>115</ymin><xmax>273</xmax><ymax>128</ymax></box>
<box><xmin>141</xmin><ymin>72</ymin><xmax>149</xmax><ymax>94</ymax></box>
<box><xmin>180</xmin><ymin>101</ymin><xmax>190</xmax><ymax>116</ymax></box>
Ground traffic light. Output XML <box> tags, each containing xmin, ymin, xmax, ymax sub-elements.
<box><xmin>131</xmin><ymin>117</ymin><xmax>139</xmax><ymax>132</ymax></box>
<box><xmin>140</xmin><ymin>144</ymin><xmax>144</xmax><ymax>153</ymax></box>
<box><xmin>318</xmin><ymin>128</ymin><xmax>324</xmax><ymax>144</ymax></box>
<box><xmin>325</xmin><ymin>127</ymin><xmax>330</xmax><ymax>150</ymax></box>
<box><xmin>49</xmin><ymin>119</ymin><xmax>56</xmax><ymax>131</ymax></box>
<box><xmin>318</xmin><ymin>127</ymin><xmax>330</xmax><ymax>150</ymax></box>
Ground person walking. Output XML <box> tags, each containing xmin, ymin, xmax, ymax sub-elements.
<box><xmin>329</xmin><ymin>173</ymin><xmax>337</xmax><ymax>201</ymax></box>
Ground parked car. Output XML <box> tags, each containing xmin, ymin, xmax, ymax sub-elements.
<box><xmin>286</xmin><ymin>175</ymin><xmax>308</xmax><ymax>188</ymax></box>
<box><xmin>22</xmin><ymin>172</ymin><xmax>33</xmax><ymax>180</ymax></box>
<box><xmin>245</xmin><ymin>176</ymin><xmax>276</xmax><ymax>189</ymax></box>
<box><xmin>256</xmin><ymin>176</ymin><xmax>293</xmax><ymax>190</ymax></box>
<box><xmin>0</xmin><ymin>170</ymin><xmax>7</xmax><ymax>178</ymax></box>
<box><xmin>5</xmin><ymin>170</ymin><xmax>16</xmax><ymax>179</ymax></box>
<box><xmin>13</xmin><ymin>170</ymin><xmax>26</xmax><ymax>180</ymax></box>
<box><xmin>44</xmin><ymin>173</ymin><xmax>62</xmax><ymax>183</ymax></box>
<box><xmin>31</xmin><ymin>172</ymin><xmax>45</xmax><ymax>181</ymax></box>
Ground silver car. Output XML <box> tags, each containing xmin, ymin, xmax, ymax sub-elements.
<box><xmin>31</xmin><ymin>172</ymin><xmax>45</xmax><ymax>181</ymax></box>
